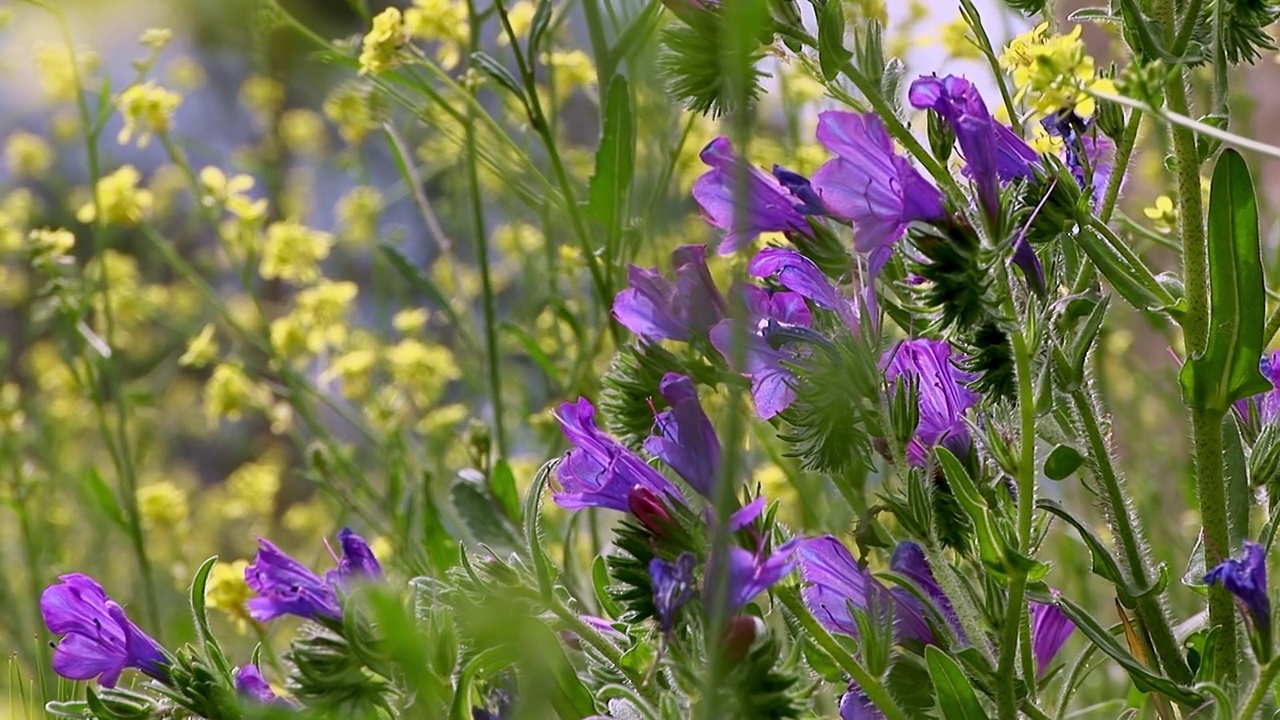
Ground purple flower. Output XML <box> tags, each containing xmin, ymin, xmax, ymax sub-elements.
<box><xmin>644</xmin><ymin>373</ymin><xmax>721</xmax><ymax>499</ymax></box>
<box><xmin>841</xmin><ymin>682</ymin><xmax>887</xmax><ymax>720</ymax></box>
<box><xmin>553</xmin><ymin>398</ymin><xmax>686</xmax><ymax>513</ymax></box>
<box><xmin>1029</xmin><ymin>599</ymin><xmax>1075</xmax><ymax>678</ymax></box>
<box><xmin>796</xmin><ymin>536</ymin><xmax>930</xmax><ymax>644</ymax></box>
<box><xmin>40</xmin><ymin>574</ymin><xmax>168</xmax><ymax>688</ymax></box>
<box><xmin>881</xmin><ymin>339</ymin><xmax>980</xmax><ymax>466</ymax></box>
<box><xmin>908</xmin><ymin>75</ymin><xmax>1038</xmax><ymax>221</ymax></box>
<box><xmin>693</xmin><ymin>137</ymin><xmax>813</xmax><ymax>254</ymax></box>
<box><xmin>811</xmin><ymin>112</ymin><xmax>945</xmax><ymax>279</ymax></box>
<box><xmin>890</xmin><ymin>541</ymin><xmax>967</xmax><ymax>644</ymax></box>
<box><xmin>235</xmin><ymin>664</ymin><xmax>286</xmax><ymax>705</ymax></box>
<box><xmin>1204</xmin><ymin>541</ymin><xmax>1271</xmax><ymax>646</ymax></box>
<box><xmin>1234</xmin><ymin>351</ymin><xmax>1280</xmax><ymax>424</ymax></box>
<box><xmin>246</xmin><ymin>539</ymin><xmax>342</xmax><ymax>623</ymax></box>
<box><xmin>724</xmin><ymin>540</ymin><xmax>799</xmax><ymax>610</ymax></box>
<box><xmin>748</xmin><ymin>247</ymin><xmax>860</xmax><ymax>332</ymax></box>
<box><xmin>650</xmin><ymin>552</ymin><xmax>697</xmax><ymax>631</ymax></box>
<box><xmin>613</xmin><ymin>245</ymin><xmax>726</xmax><ymax>342</ymax></box>
<box><xmin>330</xmin><ymin>528</ymin><xmax>384</xmax><ymax>584</ymax></box>
<box><xmin>711</xmin><ymin>286</ymin><xmax>813</xmax><ymax>419</ymax></box>
<box><xmin>772</xmin><ymin>165</ymin><xmax>828</xmax><ymax>215</ymax></box>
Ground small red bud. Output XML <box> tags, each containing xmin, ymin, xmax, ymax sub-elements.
<box><xmin>723</xmin><ymin>615</ymin><xmax>764</xmax><ymax>665</ymax></box>
<box><xmin>627</xmin><ymin>485</ymin><xmax>673</xmax><ymax>538</ymax></box>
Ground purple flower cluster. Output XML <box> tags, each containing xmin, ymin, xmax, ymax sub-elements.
<box><xmin>246</xmin><ymin>528</ymin><xmax>383</xmax><ymax>623</ymax></box>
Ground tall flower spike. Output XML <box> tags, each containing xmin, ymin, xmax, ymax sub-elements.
<box><xmin>245</xmin><ymin>539</ymin><xmax>342</xmax><ymax>622</ymax></box>
<box><xmin>710</xmin><ymin>286</ymin><xmax>813</xmax><ymax>419</ymax></box>
<box><xmin>553</xmin><ymin>398</ymin><xmax>686</xmax><ymax>512</ymax></box>
<box><xmin>796</xmin><ymin>536</ymin><xmax>931</xmax><ymax>643</ymax></box>
<box><xmin>692</xmin><ymin>137</ymin><xmax>813</xmax><ymax>254</ymax></box>
<box><xmin>41</xmin><ymin>574</ymin><xmax>169</xmax><ymax>688</ymax></box>
<box><xmin>1204</xmin><ymin>541</ymin><xmax>1272</xmax><ymax>660</ymax></box>
<box><xmin>881</xmin><ymin>339</ymin><xmax>980</xmax><ymax>467</ymax></box>
<box><xmin>810</xmin><ymin>111</ymin><xmax>945</xmax><ymax>280</ymax></box>
<box><xmin>644</xmin><ymin>373</ymin><xmax>721</xmax><ymax>499</ymax></box>
<box><xmin>1029</xmin><ymin>599</ymin><xmax>1075</xmax><ymax>677</ymax></box>
<box><xmin>613</xmin><ymin>245</ymin><xmax>726</xmax><ymax>343</ymax></box>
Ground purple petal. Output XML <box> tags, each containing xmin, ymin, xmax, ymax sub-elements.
<box><xmin>882</xmin><ymin>339</ymin><xmax>980</xmax><ymax>466</ymax></box>
<box><xmin>693</xmin><ymin>137</ymin><xmax>812</xmax><ymax>254</ymax></box>
<box><xmin>52</xmin><ymin>633</ymin><xmax>127</xmax><ymax>687</ymax></box>
<box><xmin>613</xmin><ymin>265</ymin><xmax>687</xmax><ymax>342</ymax></box>
<box><xmin>1030</xmin><ymin>599</ymin><xmax>1075</xmax><ymax>677</ymax></box>
<box><xmin>643</xmin><ymin>373</ymin><xmax>720</xmax><ymax>498</ymax></box>
<box><xmin>748</xmin><ymin>248</ymin><xmax>858</xmax><ymax>331</ymax></box>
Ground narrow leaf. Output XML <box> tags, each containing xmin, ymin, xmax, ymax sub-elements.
<box><xmin>587</xmin><ymin>76</ymin><xmax>635</xmax><ymax>230</ymax></box>
<box><xmin>491</xmin><ymin>459</ymin><xmax>522</xmax><ymax>525</ymax></box>
<box><xmin>817</xmin><ymin>0</ymin><xmax>851</xmax><ymax>81</ymax></box>
<box><xmin>925</xmin><ymin>647</ymin><xmax>988</xmax><ymax>720</ymax></box>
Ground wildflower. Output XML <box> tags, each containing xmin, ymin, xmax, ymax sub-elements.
<box><xmin>359</xmin><ymin>8</ymin><xmax>408</xmax><ymax>75</ymax></box>
<box><xmin>650</xmin><ymin>553</ymin><xmax>697</xmax><ymax>631</ymax></box>
<box><xmin>200</xmin><ymin>167</ymin><xmax>266</xmax><ymax>221</ymax></box>
<box><xmin>336</xmin><ymin>186</ymin><xmax>383</xmax><ymax>245</ymax></box>
<box><xmin>552</xmin><ymin>398</ymin><xmax>685</xmax><ymax>512</ymax></box>
<box><xmin>5</xmin><ymin>131</ymin><xmax>53</xmax><ymax>178</ymax></box>
<box><xmin>393</xmin><ymin>307</ymin><xmax>430</xmax><ymax>334</ymax></box>
<box><xmin>693</xmin><ymin>137</ymin><xmax>814</xmax><ymax>254</ymax></box>
<box><xmin>167</xmin><ymin>57</ymin><xmax>207</xmax><ymax>89</ymax></box>
<box><xmin>246</xmin><ymin>541</ymin><xmax>340</xmax><ymax>623</ymax></box>
<box><xmin>76</xmin><ymin>166</ymin><xmax>153</xmax><ymax>226</ymax></box>
<box><xmin>34</xmin><ymin>44</ymin><xmax>100</xmax><ymax>102</ymax></box>
<box><xmin>939</xmin><ymin>16</ymin><xmax>980</xmax><ymax>60</ymax></box>
<box><xmin>810</xmin><ymin>112</ymin><xmax>944</xmax><ymax>278</ymax></box>
<box><xmin>724</xmin><ymin>540</ymin><xmax>799</xmax><ymax>610</ymax></box>
<box><xmin>137</xmin><ymin>481</ymin><xmax>189</xmax><ymax>529</ymax></box>
<box><xmin>324</xmin><ymin>83</ymin><xmax>381</xmax><ymax>146</ymax></box>
<box><xmin>645</xmin><ymin>373</ymin><xmax>721</xmax><ymax>499</ymax></box>
<box><xmin>405</xmin><ymin>0</ymin><xmax>470</xmax><ymax>68</ymax></box>
<box><xmin>204</xmin><ymin>362</ymin><xmax>271</xmax><ymax>425</ymax></box>
<box><xmin>613</xmin><ymin>244</ymin><xmax>726</xmax><ymax>342</ymax></box>
<box><xmin>324</xmin><ymin>347</ymin><xmax>378</xmax><ymax>401</ymax></box>
<box><xmin>239</xmin><ymin>75</ymin><xmax>285</xmax><ymax>120</ymax></box>
<box><xmin>206</xmin><ymin>560</ymin><xmax>254</xmax><ymax>631</ymax></box>
<box><xmin>1205</xmin><ymin>541</ymin><xmax>1271</xmax><ymax>659</ymax></box>
<box><xmin>178</xmin><ymin>324</ymin><xmax>219</xmax><ymax>368</ymax></box>
<box><xmin>1030</xmin><ymin>598</ymin><xmax>1074</xmax><ymax>677</ymax></box>
<box><xmin>259</xmin><ymin>221</ymin><xmax>333</xmax><ymax>284</ymax></box>
<box><xmin>840</xmin><ymin>684</ymin><xmax>885</xmax><ymax>720</ymax></box>
<box><xmin>386</xmin><ymin>338</ymin><xmax>461</xmax><ymax>406</ymax></box>
<box><xmin>1236</xmin><ymin>351</ymin><xmax>1280</xmax><ymax>423</ymax></box>
<box><xmin>235</xmin><ymin>664</ymin><xmax>285</xmax><ymax>705</ymax></box>
<box><xmin>224</xmin><ymin>455</ymin><xmax>283</xmax><ymax>519</ymax></box>
<box><xmin>279</xmin><ymin>108</ymin><xmax>329</xmax><ymax>156</ymax></box>
<box><xmin>710</xmin><ymin>286</ymin><xmax>813</xmax><ymax>419</ymax></box>
<box><xmin>40</xmin><ymin>574</ymin><xmax>168</xmax><ymax>687</ymax></box>
<box><xmin>1000</xmin><ymin>24</ymin><xmax>1116</xmax><ymax>118</ymax></box>
<box><xmin>329</xmin><ymin>527</ymin><xmax>385</xmax><ymax>583</ymax></box>
<box><xmin>116</xmin><ymin>82</ymin><xmax>182</xmax><ymax>147</ymax></box>
<box><xmin>881</xmin><ymin>338</ymin><xmax>980</xmax><ymax>466</ymax></box>
<box><xmin>890</xmin><ymin>541</ymin><xmax>966</xmax><ymax>643</ymax></box>
<box><xmin>797</xmin><ymin>536</ymin><xmax>931</xmax><ymax>643</ymax></box>
<box><xmin>1143</xmin><ymin>195</ymin><xmax>1177</xmax><ymax>233</ymax></box>
<box><xmin>28</xmin><ymin>228</ymin><xmax>76</xmax><ymax>259</ymax></box>
<box><xmin>748</xmin><ymin>247</ymin><xmax>860</xmax><ymax>332</ymax></box>
<box><xmin>628</xmin><ymin>485</ymin><xmax>679</xmax><ymax>537</ymax></box>
<box><xmin>908</xmin><ymin>75</ymin><xmax>1038</xmax><ymax>222</ymax></box>
<box><xmin>139</xmin><ymin>28</ymin><xmax>173</xmax><ymax>51</ymax></box>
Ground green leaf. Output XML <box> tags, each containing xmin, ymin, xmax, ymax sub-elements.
<box><xmin>451</xmin><ymin>475</ymin><xmax>520</xmax><ymax>552</ymax></box>
<box><xmin>83</xmin><ymin>468</ymin><xmax>127</xmax><ymax>531</ymax></box>
<box><xmin>471</xmin><ymin>51</ymin><xmax>529</xmax><ymax>106</ymax></box>
<box><xmin>1053</xmin><ymin>596</ymin><xmax>1204</xmax><ymax>706</ymax></box>
<box><xmin>502</xmin><ymin>320</ymin><xmax>565</xmax><ymax>387</ymax></box>
<box><xmin>526</xmin><ymin>0</ymin><xmax>555</xmax><ymax>59</ymax></box>
<box><xmin>1044</xmin><ymin>445</ymin><xmax>1084</xmax><ymax>480</ymax></box>
<box><xmin>1073</xmin><ymin>227</ymin><xmax>1175</xmax><ymax>315</ymax></box>
<box><xmin>817</xmin><ymin>0</ymin><xmax>851</xmax><ymax>81</ymax></box>
<box><xmin>490</xmin><ymin>459</ymin><xmax>522</xmax><ymax>525</ymax></box>
<box><xmin>586</xmin><ymin>76</ymin><xmax>635</xmax><ymax>234</ymax></box>
<box><xmin>1067</xmin><ymin>6</ymin><xmax>1120</xmax><ymax>21</ymax></box>
<box><xmin>591</xmin><ymin>555</ymin><xmax>623</xmax><ymax>619</ymax></box>
<box><xmin>925</xmin><ymin>647</ymin><xmax>988</xmax><ymax>720</ymax></box>
<box><xmin>1038</xmin><ymin>499</ymin><xmax>1166</xmax><ymax>603</ymax></box>
<box><xmin>935</xmin><ymin>449</ymin><xmax>1007</xmax><ymax>575</ymax></box>
<box><xmin>524</xmin><ymin>460</ymin><xmax>558</xmax><ymax>601</ymax></box>
<box><xmin>188</xmin><ymin>556</ymin><xmax>233</xmax><ymax>682</ymax></box>
<box><xmin>1179</xmin><ymin>149</ymin><xmax>1271</xmax><ymax>411</ymax></box>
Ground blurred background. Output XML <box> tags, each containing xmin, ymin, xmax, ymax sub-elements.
<box><xmin>0</xmin><ymin>0</ymin><xmax>1277</xmax><ymax>714</ymax></box>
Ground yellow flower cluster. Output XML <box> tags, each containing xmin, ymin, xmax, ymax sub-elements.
<box><xmin>269</xmin><ymin>280</ymin><xmax>359</xmax><ymax>359</ymax></box>
<box><xmin>28</xmin><ymin>228</ymin><xmax>76</xmax><ymax>261</ymax></box>
<box><xmin>200</xmin><ymin>167</ymin><xmax>266</xmax><ymax>221</ymax></box>
<box><xmin>324</xmin><ymin>83</ymin><xmax>382</xmax><ymax>146</ymax></box>
<box><xmin>179</xmin><ymin>324</ymin><xmax>219</xmax><ymax>368</ymax></box>
<box><xmin>939</xmin><ymin>17</ymin><xmax>982</xmax><ymax>60</ymax></box>
<box><xmin>279</xmin><ymin>109</ymin><xmax>329</xmax><ymax>156</ymax></box>
<box><xmin>117</xmin><ymin>81</ymin><xmax>183</xmax><ymax>147</ymax></box>
<box><xmin>139</xmin><ymin>481</ymin><xmax>190</xmax><ymax>529</ymax></box>
<box><xmin>5</xmin><ymin>131</ymin><xmax>53</xmax><ymax>179</ymax></box>
<box><xmin>204</xmin><ymin>362</ymin><xmax>272</xmax><ymax>425</ymax></box>
<box><xmin>336</xmin><ymin>186</ymin><xmax>383</xmax><ymax>245</ymax></box>
<box><xmin>405</xmin><ymin>0</ymin><xmax>470</xmax><ymax>69</ymax></box>
<box><xmin>543</xmin><ymin>50</ymin><xmax>596</xmax><ymax>91</ymax></box>
<box><xmin>1000</xmin><ymin>24</ymin><xmax>1116</xmax><ymax>118</ymax></box>
<box><xmin>259</xmin><ymin>221</ymin><xmax>333</xmax><ymax>284</ymax></box>
<box><xmin>34</xmin><ymin>43</ymin><xmax>100</xmax><ymax>102</ymax></box>
<box><xmin>387</xmin><ymin>338</ymin><xmax>462</xmax><ymax>408</ymax></box>
<box><xmin>0</xmin><ymin>190</ymin><xmax>36</xmax><ymax>253</ymax></box>
<box><xmin>205</xmin><ymin>560</ymin><xmax>254</xmax><ymax>632</ymax></box>
<box><xmin>77</xmin><ymin>166</ymin><xmax>153</xmax><ymax>226</ymax></box>
<box><xmin>359</xmin><ymin>7</ymin><xmax>410</xmax><ymax>76</ymax></box>
<box><xmin>240</xmin><ymin>75</ymin><xmax>286</xmax><ymax>122</ymax></box>
<box><xmin>223</xmin><ymin>453</ymin><xmax>284</xmax><ymax>519</ymax></box>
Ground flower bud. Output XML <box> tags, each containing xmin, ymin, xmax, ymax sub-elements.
<box><xmin>723</xmin><ymin>615</ymin><xmax>766</xmax><ymax>665</ymax></box>
<box><xmin>627</xmin><ymin>485</ymin><xmax>675</xmax><ymax>538</ymax></box>
<box><xmin>927</xmin><ymin>109</ymin><xmax>956</xmax><ymax>163</ymax></box>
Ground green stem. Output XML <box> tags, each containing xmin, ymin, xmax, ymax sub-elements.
<box><xmin>1192</xmin><ymin>407</ymin><xmax>1239</xmax><ymax>686</ymax></box>
<box><xmin>464</xmin><ymin>0</ymin><xmax>508</xmax><ymax>458</ymax></box>
<box><xmin>550</xmin><ymin>598</ymin><xmax>657</xmax><ymax>704</ymax></box>
<box><xmin>1238</xmin><ymin>656</ymin><xmax>1280</xmax><ymax>719</ymax></box>
<box><xmin>1070</xmin><ymin>389</ymin><xmax>1193</xmax><ymax>683</ymax></box>
<box><xmin>1099</xmin><ymin>110</ymin><xmax>1142</xmax><ymax>224</ymax></box>
<box><xmin>778</xmin><ymin>591</ymin><xmax>908</xmax><ymax>720</ymax></box>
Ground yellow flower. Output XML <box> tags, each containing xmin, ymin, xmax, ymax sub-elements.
<box><xmin>359</xmin><ymin>7</ymin><xmax>409</xmax><ymax>76</ymax></box>
<box><xmin>240</xmin><ymin>75</ymin><xmax>285</xmax><ymax>122</ymax></box>
<box><xmin>205</xmin><ymin>560</ymin><xmax>254</xmax><ymax>632</ymax></box>
<box><xmin>139</xmin><ymin>28</ymin><xmax>174</xmax><ymax>52</ymax></box>
<box><xmin>498</xmin><ymin>1</ymin><xmax>537</xmax><ymax>44</ymax></box>
<box><xmin>167</xmin><ymin>56</ymin><xmax>207</xmax><ymax>89</ymax></box>
<box><xmin>224</xmin><ymin>453</ymin><xmax>284</xmax><ymax>519</ymax></box>
<box><xmin>116</xmin><ymin>81</ymin><xmax>182</xmax><ymax>147</ymax></box>
<box><xmin>279</xmin><ymin>109</ymin><xmax>329</xmax><ymax>156</ymax></box>
<box><xmin>543</xmin><ymin>50</ymin><xmax>595</xmax><ymax>91</ymax></box>
<box><xmin>138</xmin><ymin>481</ymin><xmax>189</xmax><ymax>528</ymax></box>
<box><xmin>405</xmin><ymin>0</ymin><xmax>470</xmax><ymax>68</ymax></box>
<box><xmin>76</xmin><ymin>166</ymin><xmax>153</xmax><ymax>226</ymax></box>
<box><xmin>259</xmin><ymin>221</ymin><xmax>333</xmax><ymax>284</ymax></box>
<box><xmin>1029</xmin><ymin>123</ymin><xmax>1065</xmax><ymax>154</ymax></box>
<box><xmin>5</xmin><ymin>132</ymin><xmax>53</xmax><ymax>179</ymax></box>
<box><xmin>204</xmin><ymin>362</ymin><xmax>271</xmax><ymax>425</ymax></box>
<box><xmin>393</xmin><ymin>308</ymin><xmax>430</xmax><ymax>334</ymax></box>
<box><xmin>34</xmin><ymin>44</ymin><xmax>100</xmax><ymax>102</ymax></box>
<box><xmin>0</xmin><ymin>383</ymin><xmax>24</xmax><ymax>433</ymax></box>
<box><xmin>323</xmin><ymin>82</ymin><xmax>381</xmax><ymax>146</ymax></box>
<box><xmin>940</xmin><ymin>17</ymin><xmax>981</xmax><ymax>60</ymax></box>
<box><xmin>200</xmin><ymin>167</ymin><xmax>266</xmax><ymax>221</ymax></box>
<box><xmin>493</xmin><ymin>222</ymin><xmax>544</xmax><ymax>256</ymax></box>
<box><xmin>179</xmin><ymin>324</ymin><xmax>219</xmax><ymax>368</ymax></box>
<box><xmin>386</xmin><ymin>338</ymin><xmax>461</xmax><ymax>407</ymax></box>
<box><xmin>324</xmin><ymin>347</ymin><xmax>379</xmax><ymax>401</ymax></box>
<box><xmin>1000</xmin><ymin>23</ymin><xmax>1113</xmax><ymax>118</ymax></box>
<box><xmin>1142</xmin><ymin>195</ymin><xmax>1177</xmax><ymax>233</ymax></box>
<box><xmin>336</xmin><ymin>186</ymin><xmax>383</xmax><ymax>245</ymax></box>
<box><xmin>28</xmin><ymin>228</ymin><xmax>75</xmax><ymax>259</ymax></box>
